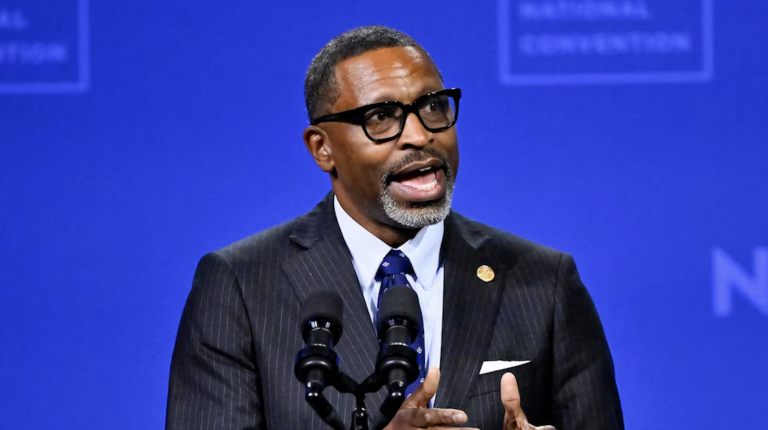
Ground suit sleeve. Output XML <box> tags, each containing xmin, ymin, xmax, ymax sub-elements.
<box><xmin>166</xmin><ymin>252</ymin><xmax>264</xmax><ymax>430</ymax></box>
<box><xmin>550</xmin><ymin>254</ymin><xmax>624</xmax><ymax>430</ymax></box>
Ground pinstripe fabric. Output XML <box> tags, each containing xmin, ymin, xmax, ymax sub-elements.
<box><xmin>167</xmin><ymin>193</ymin><xmax>623</xmax><ymax>429</ymax></box>
<box><xmin>438</xmin><ymin>219</ymin><xmax>624</xmax><ymax>429</ymax></box>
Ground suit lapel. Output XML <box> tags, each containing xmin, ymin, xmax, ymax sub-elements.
<box><xmin>281</xmin><ymin>194</ymin><xmax>386</xmax><ymax>408</ymax></box>
<box><xmin>435</xmin><ymin>213</ymin><xmax>506</xmax><ymax>411</ymax></box>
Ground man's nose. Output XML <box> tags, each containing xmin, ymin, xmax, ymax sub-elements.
<box><xmin>397</xmin><ymin>112</ymin><xmax>432</xmax><ymax>149</ymax></box>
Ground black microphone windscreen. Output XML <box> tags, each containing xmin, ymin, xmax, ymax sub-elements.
<box><xmin>299</xmin><ymin>291</ymin><xmax>344</xmax><ymax>342</ymax></box>
<box><xmin>377</xmin><ymin>285</ymin><xmax>421</xmax><ymax>336</ymax></box>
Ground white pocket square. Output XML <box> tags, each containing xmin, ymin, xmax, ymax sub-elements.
<box><xmin>479</xmin><ymin>360</ymin><xmax>530</xmax><ymax>375</ymax></box>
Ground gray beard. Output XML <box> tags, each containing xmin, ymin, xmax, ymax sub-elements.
<box><xmin>379</xmin><ymin>168</ymin><xmax>455</xmax><ymax>229</ymax></box>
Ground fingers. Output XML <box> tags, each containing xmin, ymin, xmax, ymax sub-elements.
<box><xmin>400</xmin><ymin>407</ymin><xmax>470</xmax><ymax>428</ymax></box>
<box><xmin>388</xmin><ymin>404</ymin><xmax>474</xmax><ymax>430</ymax></box>
<box><xmin>389</xmin><ymin>366</ymin><xmax>477</xmax><ymax>429</ymax></box>
<box><xmin>428</xmin><ymin>428</ymin><xmax>479</xmax><ymax>430</ymax></box>
<box><xmin>401</xmin><ymin>366</ymin><xmax>440</xmax><ymax>408</ymax></box>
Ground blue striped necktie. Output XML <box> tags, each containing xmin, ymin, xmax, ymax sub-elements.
<box><xmin>375</xmin><ymin>249</ymin><xmax>427</xmax><ymax>398</ymax></box>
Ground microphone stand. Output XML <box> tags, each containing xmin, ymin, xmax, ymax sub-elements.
<box><xmin>336</xmin><ymin>372</ymin><xmax>377</xmax><ymax>430</ymax></box>
<box><xmin>301</xmin><ymin>368</ymin><xmax>407</xmax><ymax>430</ymax></box>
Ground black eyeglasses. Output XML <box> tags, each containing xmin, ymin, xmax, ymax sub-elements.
<box><xmin>311</xmin><ymin>88</ymin><xmax>462</xmax><ymax>143</ymax></box>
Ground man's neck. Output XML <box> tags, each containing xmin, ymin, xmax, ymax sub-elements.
<box><xmin>334</xmin><ymin>194</ymin><xmax>419</xmax><ymax>248</ymax></box>
<box><xmin>366</xmin><ymin>222</ymin><xmax>418</xmax><ymax>249</ymax></box>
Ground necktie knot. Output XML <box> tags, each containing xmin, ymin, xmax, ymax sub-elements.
<box><xmin>376</xmin><ymin>249</ymin><xmax>415</xmax><ymax>280</ymax></box>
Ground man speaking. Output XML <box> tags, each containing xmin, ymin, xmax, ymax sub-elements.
<box><xmin>166</xmin><ymin>26</ymin><xmax>623</xmax><ymax>430</ymax></box>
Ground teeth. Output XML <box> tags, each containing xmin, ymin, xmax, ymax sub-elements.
<box><xmin>419</xmin><ymin>167</ymin><xmax>431</xmax><ymax>172</ymax></box>
<box><xmin>414</xmin><ymin>179</ymin><xmax>438</xmax><ymax>191</ymax></box>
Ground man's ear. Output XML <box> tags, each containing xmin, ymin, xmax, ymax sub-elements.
<box><xmin>303</xmin><ymin>125</ymin><xmax>335</xmax><ymax>173</ymax></box>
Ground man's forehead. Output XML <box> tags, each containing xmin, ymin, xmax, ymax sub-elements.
<box><xmin>333</xmin><ymin>46</ymin><xmax>442</xmax><ymax>108</ymax></box>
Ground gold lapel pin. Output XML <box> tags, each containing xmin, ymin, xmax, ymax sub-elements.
<box><xmin>476</xmin><ymin>265</ymin><xmax>495</xmax><ymax>282</ymax></box>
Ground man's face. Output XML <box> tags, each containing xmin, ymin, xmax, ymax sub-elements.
<box><xmin>316</xmin><ymin>46</ymin><xmax>459</xmax><ymax>230</ymax></box>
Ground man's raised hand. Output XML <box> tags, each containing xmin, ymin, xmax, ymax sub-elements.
<box><xmin>384</xmin><ymin>367</ymin><xmax>478</xmax><ymax>430</ymax></box>
<box><xmin>500</xmin><ymin>373</ymin><xmax>556</xmax><ymax>430</ymax></box>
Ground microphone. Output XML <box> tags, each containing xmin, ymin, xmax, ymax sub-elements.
<box><xmin>376</xmin><ymin>285</ymin><xmax>421</xmax><ymax>418</ymax></box>
<box><xmin>299</xmin><ymin>290</ymin><xmax>344</xmax><ymax>351</ymax></box>
<box><xmin>294</xmin><ymin>291</ymin><xmax>345</xmax><ymax>430</ymax></box>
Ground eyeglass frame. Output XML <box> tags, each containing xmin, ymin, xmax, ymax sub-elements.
<box><xmin>310</xmin><ymin>88</ymin><xmax>462</xmax><ymax>143</ymax></box>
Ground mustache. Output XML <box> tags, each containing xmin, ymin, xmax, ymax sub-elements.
<box><xmin>382</xmin><ymin>147</ymin><xmax>451</xmax><ymax>183</ymax></box>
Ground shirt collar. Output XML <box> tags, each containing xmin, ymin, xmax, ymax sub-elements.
<box><xmin>334</xmin><ymin>196</ymin><xmax>444</xmax><ymax>290</ymax></box>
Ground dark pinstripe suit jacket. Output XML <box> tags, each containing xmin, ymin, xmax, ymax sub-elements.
<box><xmin>167</xmin><ymin>194</ymin><xmax>623</xmax><ymax>430</ymax></box>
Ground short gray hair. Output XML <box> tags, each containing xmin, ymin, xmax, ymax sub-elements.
<box><xmin>304</xmin><ymin>25</ymin><xmax>440</xmax><ymax>122</ymax></box>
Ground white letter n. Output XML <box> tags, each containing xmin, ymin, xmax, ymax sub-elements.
<box><xmin>712</xmin><ymin>247</ymin><xmax>768</xmax><ymax>316</ymax></box>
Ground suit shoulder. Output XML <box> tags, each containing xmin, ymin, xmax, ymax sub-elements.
<box><xmin>450</xmin><ymin>212</ymin><xmax>566</xmax><ymax>265</ymax></box>
<box><xmin>207</xmin><ymin>218</ymin><xmax>301</xmax><ymax>269</ymax></box>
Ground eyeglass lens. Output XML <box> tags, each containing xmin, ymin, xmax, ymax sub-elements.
<box><xmin>363</xmin><ymin>93</ymin><xmax>457</xmax><ymax>140</ymax></box>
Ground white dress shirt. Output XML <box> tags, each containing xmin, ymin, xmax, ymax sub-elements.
<box><xmin>334</xmin><ymin>197</ymin><xmax>444</xmax><ymax>401</ymax></box>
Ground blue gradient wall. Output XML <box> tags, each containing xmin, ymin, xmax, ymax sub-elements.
<box><xmin>1</xmin><ymin>1</ymin><xmax>766</xmax><ymax>428</ymax></box>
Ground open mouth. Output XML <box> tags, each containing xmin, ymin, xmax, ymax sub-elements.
<box><xmin>386</xmin><ymin>159</ymin><xmax>446</xmax><ymax>202</ymax></box>
<box><xmin>390</xmin><ymin>165</ymin><xmax>440</xmax><ymax>191</ymax></box>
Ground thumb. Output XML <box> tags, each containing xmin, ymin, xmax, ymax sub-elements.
<box><xmin>401</xmin><ymin>366</ymin><xmax>439</xmax><ymax>409</ymax></box>
<box><xmin>501</xmin><ymin>372</ymin><xmax>527</xmax><ymax>423</ymax></box>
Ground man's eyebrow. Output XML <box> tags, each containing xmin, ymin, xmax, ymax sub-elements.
<box><xmin>361</xmin><ymin>87</ymin><xmax>446</xmax><ymax>105</ymax></box>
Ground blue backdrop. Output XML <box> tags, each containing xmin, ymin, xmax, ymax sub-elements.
<box><xmin>1</xmin><ymin>1</ymin><xmax>766</xmax><ymax>428</ymax></box>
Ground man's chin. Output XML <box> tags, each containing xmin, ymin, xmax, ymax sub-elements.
<box><xmin>380</xmin><ymin>194</ymin><xmax>452</xmax><ymax>229</ymax></box>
